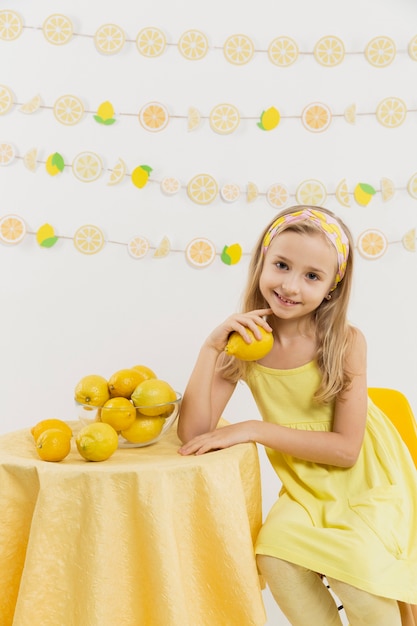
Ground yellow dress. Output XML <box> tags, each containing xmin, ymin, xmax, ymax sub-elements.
<box><xmin>246</xmin><ymin>360</ymin><xmax>417</xmax><ymax>604</ymax></box>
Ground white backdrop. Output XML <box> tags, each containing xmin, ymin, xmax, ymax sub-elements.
<box><xmin>1</xmin><ymin>0</ymin><xmax>416</xmax><ymax>623</ymax></box>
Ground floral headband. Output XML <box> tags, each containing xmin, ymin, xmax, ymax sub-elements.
<box><xmin>262</xmin><ymin>208</ymin><xmax>350</xmax><ymax>291</ymax></box>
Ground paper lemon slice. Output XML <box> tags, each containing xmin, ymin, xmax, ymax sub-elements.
<box><xmin>268</xmin><ymin>37</ymin><xmax>299</xmax><ymax>67</ymax></box>
<box><xmin>365</xmin><ymin>36</ymin><xmax>396</xmax><ymax>67</ymax></box>
<box><xmin>187</xmin><ymin>174</ymin><xmax>218</xmax><ymax>205</ymax></box>
<box><xmin>178</xmin><ymin>30</ymin><xmax>208</xmax><ymax>60</ymax></box>
<box><xmin>402</xmin><ymin>228</ymin><xmax>416</xmax><ymax>252</ymax></box>
<box><xmin>153</xmin><ymin>236</ymin><xmax>170</xmax><ymax>258</ymax></box>
<box><xmin>223</xmin><ymin>34</ymin><xmax>254</xmax><ymax>65</ymax></box>
<box><xmin>107</xmin><ymin>158</ymin><xmax>126</xmax><ymax>186</ymax></box>
<box><xmin>344</xmin><ymin>103</ymin><xmax>356</xmax><ymax>125</ymax></box>
<box><xmin>74</xmin><ymin>225</ymin><xmax>105</xmax><ymax>255</ymax></box>
<box><xmin>357</xmin><ymin>230</ymin><xmax>387</xmax><ymax>260</ymax></box>
<box><xmin>54</xmin><ymin>95</ymin><xmax>84</xmax><ymax>125</ymax></box>
<box><xmin>136</xmin><ymin>27</ymin><xmax>166</xmax><ymax>57</ymax></box>
<box><xmin>160</xmin><ymin>176</ymin><xmax>181</xmax><ymax>195</ymax></box>
<box><xmin>380</xmin><ymin>177</ymin><xmax>395</xmax><ymax>202</ymax></box>
<box><xmin>314</xmin><ymin>36</ymin><xmax>345</xmax><ymax>67</ymax></box>
<box><xmin>23</xmin><ymin>147</ymin><xmax>38</xmax><ymax>172</ymax></box>
<box><xmin>43</xmin><ymin>14</ymin><xmax>73</xmax><ymax>45</ymax></box>
<box><xmin>266</xmin><ymin>183</ymin><xmax>290</xmax><ymax>209</ymax></box>
<box><xmin>72</xmin><ymin>152</ymin><xmax>103</xmax><ymax>183</ymax></box>
<box><xmin>0</xmin><ymin>143</ymin><xmax>15</xmax><ymax>166</ymax></box>
<box><xmin>209</xmin><ymin>103</ymin><xmax>240</xmax><ymax>135</ymax></box>
<box><xmin>94</xmin><ymin>24</ymin><xmax>125</xmax><ymax>55</ymax></box>
<box><xmin>296</xmin><ymin>179</ymin><xmax>327</xmax><ymax>206</ymax></box>
<box><xmin>139</xmin><ymin>102</ymin><xmax>169</xmax><ymax>132</ymax></box>
<box><xmin>187</xmin><ymin>107</ymin><xmax>202</xmax><ymax>131</ymax></box>
<box><xmin>185</xmin><ymin>237</ymin><xmax>216</xmax><ymax>268</ymax></box>
<box><xmin>408</xmin><ymin>35</ymin><xmax>417</xmax><ymax>61</ymax></box>
<box><xmin>335</xmin><ymin>179</ymin><xmax>350</xmax><ymax>207</ymax></box>
<box><xmin>247</xmin><ymin>181</ymin><xmax>259</xmax><ymax>203</ymax></box>
<box><xmin>0</xmin><ymin>85</ymin><xmax>13</xmax><ymax>115</ymax></box>
<box><xmin>127</xmin><ymin>236</ymin><xmax>150</xmax><ymax>259</ymax></box>
<box><xmin>19</xmin><ymin>94</ymin><xmax>42</xmax><ymax>114</ymax></box>
<box><xmin>376</xmin><ymin>97</ymin><xmax>407</xmax><ymax>128</ymax></box>
<box><xmin>407</xmin><ymin>172</ymin><xmax>417</xmax><ymax>199</ymax></box>
<box><xmin>0</xmin><ymin>10</ymin><xmax>23</xmax><ymax>41</ymax></box>
<box><xmin>301</xmin><ymin>102</ymin><xmax>332</xmax><ymax>132</ymax></box>
<box><xmin>0</xmin><ymin>214</ymin><xmax>26</xmax><ymax>244</ymax></box>
<box><xmin>220</xmin><ymin>183</ymin><xmax>240</xmax><ymax>203</ymax></box>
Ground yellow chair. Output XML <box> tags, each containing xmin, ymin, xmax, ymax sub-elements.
<box><xmin>368</xmin><ymin>387</ymin><xmax>417</xmax><ymax>468</ymax></box>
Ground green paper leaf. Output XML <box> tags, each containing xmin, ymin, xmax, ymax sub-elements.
<box><xmin>257</xmin><ymin>121</ymin><xmax>266</xmax><ymax>130</ymax></box>
<box><xmin>40</xmin><ymin>236</ymin><xmax>58</xmax><ymax>248</ymax></box>
<box><xmin>359</xmin><ymin>183</ymin><xmax>376</xmax><ymax>196</ymax></box>
<box><xmin>221</xmin><ymin>246</ymin><xmax>232</xmax><ymax>265</ymax></box>
<box><xmin>140</xmin><ymin>165</ymin><xmax>153</xmax><ymax>174</ymax></box>
<box><xmin>102</xmin><ymin>118</ymin><xmax>116</xmax><ymax>125</ymax></box>
<box><xmin>51</xmin><ymin>152</ymin><xmax>65</xmax><ymax>172</ymax></box>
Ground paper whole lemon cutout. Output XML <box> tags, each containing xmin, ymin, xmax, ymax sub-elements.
<box><xmin>354</xmin><ymin>183</ymin><xmax>376</xmax><ymax>206</ymax></box>
<box><xmin>42</xmin><ymin>14</ymin><xmax>73</xmax><ymax>45</ymax></box>
<box><xmin>223</xmin><ymin>34</ymin><xmax>254</xmax><ymax>65</ymax></box>
<box><xmin>380</xmin><ymin>178</ymin><xmax>395</xmax><ymax>202</ymax></box>
<box><xmin>314</xmin><ymin>36</ymin><xmax>345</xmax><ymax>67</ymax></box>
<box><xmin>46</xmin><ymin>152</ymin><xmax>65</xmax><ymax>176</ymax></box>
<box><xmin>246</xmin><ymin>182</ymin><xmax>259</xmax><ymax>203</ymax></box>
<box><xmin>225</xmin><ymin>326</ymin><xmax>274</xmax><ymax>361</ymax></box>
<box><xmin>19</xmin><ymin>94</ymin><xmax>42</xmax><ymax>114</ymax></box>
<box><xmin>187</xmin><ymin>174</ymin><xmax>218</xmax><ymax>205</ymax></box>
<box><xmin>0</xmin><ymin>85</ymin><xmax>13</xmax><ymax>115</ymax></box>
<box><xmin>365</xmin><ymin>36</ymin><xmax>396</xmax><ymax>67</ymax></box>
<box><xmin>153</xmin><ymin>236</ymin><xmax>170</xmax><ymax>258</ymax></box>
<box><xmin>0</xmin><ymin>10</ymin><xmax>23</xmax><ymax>41</ymax></box>
<box><xmin>139</xmin><ymin>102</ymin><xmax>169</xmax><ymax>132</ymax></box>
<box><xmin>74</xmin><ymin>225</ymin><xmax>105</xmax><ymax>255</ymax></box>
<box><xmin>376</xmin><ymin>97</ymin><xmax>406</xmax><ymax>128</ymax></box>
<box><xmin>178</xmin><ymin>30</ymin><xmax>208</xmax><ymax>60</ymax></box>
<box><xmin>160</xmin><ymin>176</ymin><xmax>181</xmax><ymax>195</ymax></box>
<box><xmin>36</xmin><ymin>223</ymin><xmax>58</xmax><ymax>248</ymax></box>
<box><xmin>127</xmin><ymin>236</ymin><xmax>150</xmax><ymax>259</ymax></box>
<box><xmin>221</xmin><ymin>243</ymin><xmax>242</xmax><ymax>266</ymax></box>
<box><xmin>107</xmin><ymin>158</ymin><xmax>126</xmax><ymax>186</ymax></box>
<box><xmin>72</xmin><ymin>152</ymin><xmax>102</xmax><ymax>183</ymax></box>
<box><xmin>0</xmin><ymin>214</ymin><xmax>26</xmax><ymax>244</ymax></box>
<box><xmin>185</xmin><ymin>237</ymin><xmax>216</xmax><ymax>268</ymax></box>
<box><xmin>187</xmin><ymin>107</ymin><xmax>202</xmax><ymax>131</ymax></box>
<box><xmin>402</xmin><ymin>228</ymin><xmax>416</xmax><ymax>252</ymax></box>
<box><xmin>136</xmin><ymin>27</ymin><xmax>166</xmax><ymax>57</ymax></box>
<box><xmin>335</xmin><ymin>179</ymin><xmax>350</xmax><ymax>207</ymax></box>
<box><xmin>54</xmin><ymin>95</ymin><xmax>84</xmax><ymax>125</ymax></box>
<box><xmin>131</xmin><ymin>165</ymin><xmax>152</xmax><ymax>189</ymax></box>
<box><xmin>94</xmin><ymin>24</ymin><xmax>125</xmax><ymax>55</ymax></box>
<box><xmin>296</xmin><ymin>179</ymin><xmax>327</xmax><ymax>206</ymax></box>
<box><xmin>268</xmin><ymin>37</ymin><xmax>299</xmax><ymax>67</ymax></box>
<box><xmin>407</xmin><ymin>172</ymin><xmax>417</xmax><ymax>199</ymax></box>
<box><xmin>94</xmin><ymin>101</ymin><xmax>116</xmax><ymax>125</ymax></box>
<box><xmin>408</xmin><ymin>35</ymin><xmax>417</xmax><ymax>61</ymax></box>
<box><xmin>23</xmin><ymin>147</ymin><xmax>38</xmax><ymax>172</ymax></box>
<box><xmin>257</xmin><ymin>106</ymin><xmax>280</xmax><ymax>131</ymax></box>
<box><xmin>357</xmin><ymin>230</ymin><xmax>387</xmax><ymax>260</ymax></box>
<box><xmin>302</xmin><ymin>102</ymin><xmax>332</xmax><ymax>132</ymax></box>
<box><xmin>209</xmin><ymin>103</ymin><xmax>240</xmax><ymax>134</ymax></box>
<box><xmin>0</xmin><ymin>143</ymin><xmax>15</xmax><ymax>166</ymax></box>
<box><xmin>344</xmin><ymin>103</ymin><xmax>356</xmax><ymax>125</ymax></box>
<box><xmin>266</xmin><ymin>183</ymin><xmax>289</xmax><ymax>209</ymax></box>
<box><xmin>220</xmin><ymin>183</ymin><xmax>240</xmax><ymax>203</ymax></box>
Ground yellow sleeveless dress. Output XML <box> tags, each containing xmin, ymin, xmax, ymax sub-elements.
<box><xmin>245</xmin><ymin>360</ymin><xmax>417</xmax><ymax>603</ymax></box>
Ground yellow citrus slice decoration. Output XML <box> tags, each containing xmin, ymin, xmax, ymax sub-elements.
<box><xmin>72</xmin><ymin>152</ymin><xmax>102</xmax><ymax>183</ymax></box>
<box><xmin>107</xmin><ymin>158</ymin><xmax>126</xmax><ymax>186</ymax></box>
<box><xmin>408</xmin><ymin>35</ymin><xmax>417</xmax><ymax>61</ymax></box>
<box><xmin>344</xmin><ymin>103</ymin><xmax>356</xmax><ymax>124</ymax></box>
<box><xmin>357</xmin><ymin>230</ymin><xmax>387</xmax><ymax>260</ymax></box>
<box><xmin>223</xmin><ymin>34</ymin><xmax>254</xmax><ymax>65</ymax></box>
<box><xmin>19</xmin><ymin>94</ymin><xmax>42</xmax><ymax>114</ymax></box>
<box><xmin>302</xmin><ymin>102</ymin><xmax>332</xmax><ymax>132</ymax></box>
<box><xmin>247</xmin><ymin>182</ymin><xmax>259</xmax><ymax>203</ymax></box>
<box><xmin>335</xmin><ymin>179</ymin><xmax>350</xmax><ymax>207</ymax></box>
<box><xmin>0</xmin><ymin>143</ymin><xmax>15</xmax><ymax>166</ymax></box>
<box><xmin>54</xmin><ymin>95</ymin><xmax>84</xmax><ymax>125</ymax></box>
<box><xmin>314</xmin><ymin>36</ymin><xmax>345</xmax><ymax>67</ymax></box>
<box><xmin>23</xmin><ymin>147</ymin><xmax>38</xmax><ymax>172</ymax></box>
<box><xmin>136</xmin><ymin>27</ymin><xmax>166</xmax><ymax>57</ymax></box>
<box><xmin>139</xmin><ymin>101</ymin><xmax>169</xmax><ymax>132</ymax></box>
<box><xmin>220</xmin><ymin>183</ymin><xmax>240</xmax><ymax>203</ymax></box>
<box><xmin>128</xmin><ymin>236</ymin><xmax>150</xmax><ymax>259</ymax></box>
<box><xmin>296</xmin><ymin>179</ymin><xmax>327</xmax><ymax>206</ymax></box>
<box><xmin>178</xmin><ymin>30</ymin><xmax>208</xmax><ymax>60</ymax></box>
<box><xmin>268</xmin><ymin>37</ymin><xmax>298</xmax><ymax>67</ymax></box>
<box><xmin>407</xmin><ymin>172</ymin><xmax>417</xmax><ymax>199</ymax></box>
<box><xmin>380</xmin><ymin>177</ymin><xmax>395</xmax><ymax>202</ymax></box>
<box><xmin>0</xmin><ymin>10</ymin><xmax>23</xmax><ymax>41</ymax></box>
<box><xmin>94</xmin><ymin>24</ymin><xmax>125</xmax><ymax>55</ymax></box>
<box><xmin>402</xmin><ymin>228</ymin><xmax>416</xmax><ymax>252</ymax></box>
<box><xmin>153</xmin><ymin>235</ymin><xmax>171</xmax><ymax>258</ymax></box>
<box><xmin>161</xmin><ymin>176</ymin><xmax>181</xmax><ymax>195</ymax></box>
<box><xmin>0</xmin><ymin>85</ymin><xmax>13</xmax><ymax>115</ymax></box>
<box><xmin>186</xmin><ymin>238</ymin><xmax>216</xmax><ymax>268</ymax></box>
<box><xmin>376</xmin><ymin>97</ymin><xmax>407</xmax><ymax>128</ymax></box>
<box><xmin>187</xmin><ymin>174</ymin><xmax>218</xmax><ymax>205</ymax></box>
<box><xmin>74</xmin><ymin>225</ymin><xmax>105</xmax><ymax>255</ymax></box>
<box><xmin>0</xmin><ymin>215</ymin><xmax>26</xmax><ymax>244</ymax></box>
<box><xmin>365</xmin><ymin>36</ymin><xmax>396</xmax><ymax>67</ymax></box>
<box><xmin>187</xmin><ymin>106</ymin><xmax>201</xmax><ymax>131</ymax></box>
<box><xmin>42</xmin><ymin>14</ymin><xmax>73</xmax><ymax>45</ymax></box>
<box><xmin>266</xmin><ymin>183</ymin><xmax>290</xmax><ymax>209</ymax></box>
<box><xmin>209</xmin><ymin>103</ymin><xmax>240</xmax><ymax>134</ymax></box>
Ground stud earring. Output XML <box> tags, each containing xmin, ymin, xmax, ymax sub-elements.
<box><xmin>325</xmin><ymin>294</ymin><xmax>332</xmax><ymax>301</ymax></box>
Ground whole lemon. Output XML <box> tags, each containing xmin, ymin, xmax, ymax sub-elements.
<box><xmin>31</xmin><ymin>418</ymin><xmax>73</xmax><ymax>442</ymax></box>
<box><xmin>75</xmin><ymin>422</ymin><xmax>119</xmax><ymax>462</ymax></box>
<box><xmin>108</xmin><ymin>368</ymin><xmax>147</xmax><ymax>398</ymax></box>
<box><xmin>131</xmin><ymin>379</ymin><xmax>177</xmax><ymax>417</ymax></box>
<box><xmin>225</xmin><ymin>326</ymin><xmax>274</xmax><ymax>361</ymax></box>
<box><xmin>100</xmin><ymin>397</ymin><xmax>136</xmax><ymax>431</ymax></box>
<box><xmin>121</xmin><ymin>416</ymin><xmax>165</xmax><ymax>444</ymax></box>
<box><xmin>36</xmin><ymin>428</ymin><xmax>72</xmax><ymax>462</ymax></box>
<box><xmin>74</xmin><ymin>374</ymin><xmax>110</xmax><ymax>407</ymax></box>
<box><xmin>131</xmin><ymin>364</ymin><xmax>157</xmax><ymax>380</ymax></box>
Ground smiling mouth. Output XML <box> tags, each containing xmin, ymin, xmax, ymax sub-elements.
<box><xmin>276</xmin><ymin>292</ymin><xmax>299</xmax><ymax>305</ymax></box>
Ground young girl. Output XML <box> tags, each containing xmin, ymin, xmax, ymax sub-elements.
<box><xmin>178</xmin><ymin>206</ymin><xmax>417</xmax><ymax>626</ymax></box>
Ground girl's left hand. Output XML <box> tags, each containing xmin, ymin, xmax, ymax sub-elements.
<box><xmin>178</xmin><ymin>422</ymin><xmax>254</xmax><ymax>456</ymax></box>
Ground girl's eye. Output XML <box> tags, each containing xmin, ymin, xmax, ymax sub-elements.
<box><xmin>276</xmin><ymin>261</ymin><xmax>288</xmax><ymax>270</ymax></box>
<box><xmin>307</xmin><ymin>272</ymin><xmax>319</xmax><ymax>281</ymax></box>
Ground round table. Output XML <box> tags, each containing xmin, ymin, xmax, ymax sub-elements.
<box><xmin>0</xmin><ymin>421</ymin><xmax>266</xmax><ymax>626</ymax></box>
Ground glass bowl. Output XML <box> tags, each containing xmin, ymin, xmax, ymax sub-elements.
<box><xmin>75</xmin><ymin>392</ymin><xmax>182</xmax><ymax>448</ymax></box>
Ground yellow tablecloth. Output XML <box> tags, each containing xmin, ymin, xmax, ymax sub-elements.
<box><xmin>0</xmin><ymin>422</ymin><xmax>266</xmax><ymax>626</ymax></box>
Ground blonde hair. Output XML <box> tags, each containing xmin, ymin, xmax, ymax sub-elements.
<box><xmin>219</xmin><ymin>205</ymin><xmax>355</xmax><ymax>404</ymax></box>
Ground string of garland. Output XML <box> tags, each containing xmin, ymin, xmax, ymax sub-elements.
<box><xmin>1</xmin><ymin>11</ymin><xmax>417</xmax><ymax>68</ymax></box>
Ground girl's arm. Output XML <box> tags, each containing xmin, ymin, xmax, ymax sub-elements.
<box><xmin>179</xmin><ymin>328</ymin><xmax>368</xmax><ymax>469</ymax></box>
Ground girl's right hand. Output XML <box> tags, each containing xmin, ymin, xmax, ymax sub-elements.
<box><xmin>205</xmin><ymin>308</ymin><xmax>273</xmax><ymax>354</ymax></box>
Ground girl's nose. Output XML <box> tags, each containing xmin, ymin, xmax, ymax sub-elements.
<box><xmin>282</xmin><ymin>275</ymin><xmax>300</xmax><ymax>295</ymax></box>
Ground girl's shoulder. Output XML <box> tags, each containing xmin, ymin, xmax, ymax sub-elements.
<box><xmin>346</xmin><ymin>324</ymin><xmax>367</xmax><ymax>370</ymax></box>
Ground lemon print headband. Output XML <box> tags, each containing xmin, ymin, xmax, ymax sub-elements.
<box><xmin>262</xmin><ymin>208</ymin><xmax>350</xmax><ymax>291</ymax></box>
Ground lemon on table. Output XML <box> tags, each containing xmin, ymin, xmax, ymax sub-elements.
<box><xmin>131</xmin><ymin>379</ymin><xmax>176</xmax><ymax>416</ymax></box>
<box><xmin>225</xmin><ymin>327</ymin><xmax>274</xmax><ymax>361</ymax></box>
<box><xmin>100</xmin><ymin>397</ymin><xmax>136</xmax><ymax>431</ymax></box>
<box><xmin>31</xmin><ymin>418</ymin><xmax>73</xmax><ymax>442</ymax></box>
<box><xmin>121</xmin><ymin>416</ymin><xmax>165</xmax><ymax>444</ymax></box>
<box><xmin>108</xmin><ymin>368</ymin><xmax>147</xmax><ymax>398</ymax></box>
<box><xmin>74</xmin><ymin>374</ymin><xmax>110</xmax><ymax>407</ymax></box>
<box><xmin>36</xmin><ymin>428</ymin><xmax>72</xmax><ymax>462</ymax></box>
<box><xmin>76</xmin><ymin>422</ymin><xmax>119</xmax><ymax>462</ymax></box>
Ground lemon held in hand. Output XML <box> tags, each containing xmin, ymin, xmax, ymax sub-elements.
<box><xmin>225</xmin><ymin>326</ymin><xmax>274</xmax><ymax>361</ymax></box>
<box><xmin>36</xmin><ymin>428</ymin><xmax>72</xmax><ymax>462</ymax></box>
<box><xmin>76</xmin><ymin>422</ymin><xmax>119</xmax><ymax>462</ymax></box>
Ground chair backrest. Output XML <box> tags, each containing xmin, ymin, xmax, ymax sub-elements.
<box><xmin>368</xmin><ymin>387</ymin><xmax>417</xmax><ymax>468</ymax></box>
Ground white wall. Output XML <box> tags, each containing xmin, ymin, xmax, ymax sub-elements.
<box><xmin>1</xmin><ymin>1</ymin><xmax>416</xmax><ymax>623</ymax></box>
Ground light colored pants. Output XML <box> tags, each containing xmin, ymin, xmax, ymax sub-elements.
<box><xmin>257</xmin><ymin>554</ymin><xmax>402</xmax><ymax>626</ymax></box>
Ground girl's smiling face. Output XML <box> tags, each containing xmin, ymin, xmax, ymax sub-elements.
<box><xmin>259</xmin><ymin>230</ymin><xmax>338</xmax><ymax>320</ymax></box>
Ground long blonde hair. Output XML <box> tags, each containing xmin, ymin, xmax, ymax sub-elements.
<box><xmin>219</xmin><ymin>206</ymin><xmax>355</xmax><ymax>404</ymax></box>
